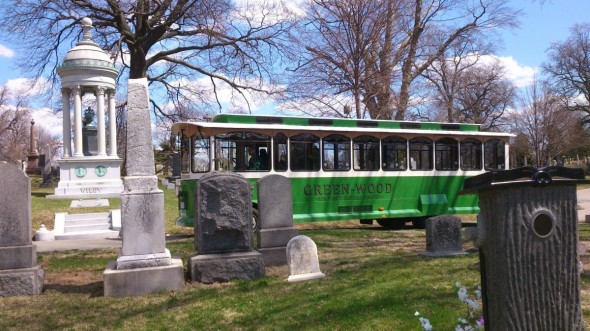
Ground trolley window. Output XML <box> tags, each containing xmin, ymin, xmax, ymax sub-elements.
<box><xmin>382</xmin><ymin>136</ymin><xmax>407</xmax><ymax>171</ymax></box>
<box><xmin>409</xmin><ymin>137</ymin><xmax>433</xmax><ymax>171</ymax></box>
<box><xmin>290</xmin><ymin>133</ymin><xmax>320</xmax><ymax>171</ymax></box>
<box><xmin>191</xmin><ymin>135</ymin><xmax>210</xmax><ymax>173</ymax></box>
<box><xmin>460</xmin><ymin>139</ymin><xmax>482</xmax><ymax>171</ymax></box>
<box><xmin>274</xmin><ymin>133</ymin><xmax>288</xmax><ymax>171</ymax></box>
<box><xmin>323</xmin><ymin>134</ymin><xmax>351</xmax><ymax>171</ymax></box>
<box><xmin>484</xmin><ymin>139</ymin><xmax>505</xmax><ymax>170</ymax></box>
<box><xmin>435</xmin><ymin>138</ymin><xmax>459</xmax><ymax>171</ymax></box>
<box><xmin>353</xmin><ymin>135</ymin><xmax>380</xmax><ymax>171</ymax></box>
<box><xmin>214</xmin><ymin>132</ymin><xmax>270</xmax><ymax>172</ymax></box>
<box><xmin>180</xmin><ymin>134</ymin><xmax>190</xmax><ymax>174</ymax></box>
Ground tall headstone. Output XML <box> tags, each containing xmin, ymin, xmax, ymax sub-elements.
<box><xmin>287</xmin><ymin>235</ymin><xmax>325</xmax><ymax>282</ymax></box>
<box><xmin>189</xmin><ymin>172</ymin><xmax>265</xmax><ymax>283</ymax></box>
<box><xmin>420</xmin><ymin>215</ymin><xmax>466</xmax><ymax>257</ymax></box>
<box><xmin>256</xmin><ymin>175</ymin><xmax>298</xmax><ymax>265</ymax></box>
<box><xmin>0</xmin><ymin>162</ymin><xmax>44</xmax><ymax>297</ymax></box>
<box><xmin>103</xmin><ymin>78</ymin><xmax>184</xmax><ymax>297</ymax></box>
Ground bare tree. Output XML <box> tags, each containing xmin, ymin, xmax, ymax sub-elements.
<box><xmin>285</xmin><ymin>0</ymin><xmax>519</xmax><ymax>120</ymax></box>
<box><xmin>543</xmin><ymin>23</ymin><xmax>590</xmax><ymax>126</ymax></box>
<box><xmin>282</xmin><ymin>0</ymin><xmax>392</xmax><ymax>119</ymax></box>
<box><xmin>0</xmin><ymin>0</ymin><xmax>295</xmax><ymax>123</ymax></box>
<box><xmin>453</xmin><ymin>60</ymin><xmax>516</xmax><ymax>131</ymax></box>
<box><xmin>0</xmin><ymin>87</ymin><xmax>32</xmax><ymax>162</ymax></box>
<box><xmin>510</xmin><ymin>79</ymin><xmax>587</xmax><ymax>167</ymax></box>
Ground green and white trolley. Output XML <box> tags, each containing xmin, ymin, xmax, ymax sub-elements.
<box><xmin>171</xmin><ymin>114</ymin><xmax>512</xmax><ymax>229</ymax></box>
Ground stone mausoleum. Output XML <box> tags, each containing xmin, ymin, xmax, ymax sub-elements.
<box><xmin>48</xmin><ymin>17</ymin><xmax>123</xmax><ymax>199</ymax></box>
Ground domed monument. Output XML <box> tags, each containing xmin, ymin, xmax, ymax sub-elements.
<box><xmin>49</xmin><ymin>17</ymin><xmax>123</xmax><ymax>199</ymax></box>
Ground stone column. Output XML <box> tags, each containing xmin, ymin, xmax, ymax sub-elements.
<box><xmin>118</xmin><ymin>78</ymin><xmax>168</xmax><ymax>266</ymax></box>
<box><xmin>72</xmin><ymin>86</ymin><xmax>84</xmax><ymax>157</ymax></box>
<box><xmin>96</xmin><ymin>86</ymin><xmax>107</xmax><ymax>156</ymax></box>
<box><xmin>107</xmin><ymin>90</ymin><xmax>117</xmax><ymax>157</ymax></box>
<box><xmin>29</xmin><ymin>120</ymin><xmax>38</xmax><ymax>155</ymax></box>
<box><xmin>104</xmin><ymin>78</ymin><xmax>183</xmax><ymax>297</ymax></box>
<box><xmin>61</xmin><ymin>88</ymin><xmax>71</xmax><ymax>157</ymax></box>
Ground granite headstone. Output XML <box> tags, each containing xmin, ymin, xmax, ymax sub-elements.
<box><xmin>189</xmin><ymin>172</ymin><xmax>265</xmax><ymax>283</ymax></box>
<box><xmin>256</xmin><ymin>175</ymin><xmax>298</xmax><ymax>265</ymax></box>
<box><xmin>420</xmin><ymin>215</ymin><xmax>466</xmax><ymax>257</ymax></box>
<box><xmin>287</xmin><ymin>235</ymin><xmax>325</xmax><ymax>282</ymax></box>
<box><xmin>0</xmin><ymin>162</ymin><xmax>44</xmax><ymax>297</ymax></box>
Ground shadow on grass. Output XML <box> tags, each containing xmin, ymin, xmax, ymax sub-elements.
<box><xmin>43</xmin><ymin>281</ymin><xmax>104</xmax><ymax>298</ymax></box>
<box><xmin>31</xmin><ymin>192</ymin><xmax>50</xmax><ymax>198</ymax></box>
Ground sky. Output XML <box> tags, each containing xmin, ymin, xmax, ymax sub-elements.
<box><xmin>0</xmin><ymin>0</ymin><xmax>589</xmax><ymax>137</ymax></box>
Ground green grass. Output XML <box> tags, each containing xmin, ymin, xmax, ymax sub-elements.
<box><xmin>4</xmin><ymin>228</ymin><xmax>485</xmax><ymax>330</ymax></box>
<box><xmin>5</xmin><ymin>175</ymin><xmax>588</xmax><ymax>329</ymax></box>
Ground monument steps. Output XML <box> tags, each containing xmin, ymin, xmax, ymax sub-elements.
<box><xmin>53</xmin><ymin>211</ymin><xmax>120</xmax><ymax>241</ymax></box>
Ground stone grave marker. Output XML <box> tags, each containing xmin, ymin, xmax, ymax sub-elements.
<box><xmin>256</xmin><ymin>175</ymin><xmax>299</xmax><ymax>266</ymax></box>
<box><xmin>287</xmin><ymin>235</ymin><xmax>325</xmax><ymax>282</ymax></box>
<box><xmin>103</xmin><ymin>78</ymin><xmax>184</xmax><ymax>297</ymax></box>
<box><xmin>0</xmin><ymin>162</ymin><xmax>44</xmax><ymax>297</ymax></box>
<box><xmin>190</xmin><ymin>172</ymin><xmax>265</xmax><ymax>283</ymax></box>
<box><xmin>420</xmin><ymin>215</ymin><xmax>466</xmax><ymax>257</ymax></box>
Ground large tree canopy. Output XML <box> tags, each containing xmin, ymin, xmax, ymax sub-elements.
<box><xmin>543</xmin><ymin>23</ymin><xmax>590</xmax><ymax>126</ymax></box>
<box><xmin>284</xmin><ymin>0</ymin><xmax>519</xmax><ymax>120</ymax></box>
<box><xmin>0</xmin><ymin>0</ymin><xmax>295</xmax><ymax>122</ymax></box>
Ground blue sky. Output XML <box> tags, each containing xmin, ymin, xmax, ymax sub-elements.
<box><xmin>0</xmin><ymin>0</ymin><xmax>589</xmax><ymax>135</ymax></box>
<box><xmin>499</xmin><ymin>0</ymin><xmax>590</xmax><ymax>68</ymax></box>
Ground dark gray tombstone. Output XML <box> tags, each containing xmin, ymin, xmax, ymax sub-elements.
<box><xmin>287</xmin><ymin>235</ymin><xmax>325</xmax><ymax>282</ymax></box>
<box><xmin>189</xmin><ymin>172</ymin><xmax>265</xmax><ymax>283</ymax></box>
<box><xmin>256</xmin><ymin>175</ymin><xmax>299</xmax><ymax>266</ymax></box>
<box><xmin>420</xmin><ymin>215</ymin><xmax>466</xmax><ymax>257</ymax></box>
<box><xmin>0</xmin><ymin>162</ymin><xmax>44</xmax><ymax>297</ymax></box>
<box><xmin>462</xmin><ymin>166</ymin><xmax>585</xmax><ymax>330</ymax></box>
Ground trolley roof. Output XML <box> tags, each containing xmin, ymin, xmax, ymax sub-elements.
<box><xmin>171</xmin><ymin>113</ymin><xmax>514</xmax><ymax>138</ymax></box>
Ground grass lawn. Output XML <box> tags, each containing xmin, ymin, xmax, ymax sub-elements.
<box><xmin>1</xmin><ymin>175</ymin><xmax>589</xmax><ymax>329</ymax></box>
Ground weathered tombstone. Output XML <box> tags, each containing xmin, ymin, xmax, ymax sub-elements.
<box><xmin>420</xmin><ymin>215</ymin><xmax>466</xmax><ymax>257</ymax></box>
<box><xmin>256</xmin><ymin>175</ymin><xmax>299</xmax><ymax>266</ymax></box>
<box><xmin>287</xmin><ymin>235</ymin><xmax>325</xmax><ymax>282</ymax></box>
<box><xmin>462</xmin><ymin>166</ymin><xmax>585</xmax><ymax>330</ymax></box>
<box><xmin>0</xmin><ymin>162</ymin><xmax>44</xmax><ymax>297</ymax></box>
<box><xmin>103</xmin><ymin>78</ymin><xmax>184</xmax><ymax>297</ymax></box>
<box><xmin>189</xmin><ymin>172</ymin><xmax>265</xmax><ymax>283</ymax></box>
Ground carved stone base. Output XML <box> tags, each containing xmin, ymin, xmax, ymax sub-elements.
<box><xmin>103</xmin><ymin>258</ymin><xmax>184</xmax><ymax>297</ymax></box>
<box><xmin>189</xmin><ymin>251</ymin><xmax>265</xmax><ymax>284</ymax></box>
<box><xmin>0</xmin><ymin>265</ymin><xmax>44</xmax><ymax>297</ymax></box>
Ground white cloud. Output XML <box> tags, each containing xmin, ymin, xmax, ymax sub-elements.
<box><xmin>490</xmin><ymin>55</ymin><xmax>538</xmax><ymax>88</ymax></box>
<box><xmin>4</xmin><ymin>77</ymin><xmax>50</xmax><ymax>100</ymax></box>
<box><xmin>0</xmin><ymin>44</ymin><xmax>14</xmax><ymax>58</ymax></box>
<box><xmin>31</xmin><ymin>107</ymin><xmax>63</xmax><ymax>138</ymax></box>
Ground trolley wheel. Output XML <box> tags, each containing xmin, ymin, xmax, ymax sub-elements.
<box><xmin>376</xmin><ymin>219</ymin><xmax>405</xmax><ymax>230</ymax></box>
<box><xmin>252</xmin><ymin>208</ymin><xmax>259</xmax><ymax>231</ymax></box>
<box><xmin>359</xmin><ymin>219</ymin><xmax>374</xmax><ymax>225</ymax></box>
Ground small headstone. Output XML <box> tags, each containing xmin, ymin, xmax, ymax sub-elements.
<box><xmin>585</xmin><ymin>214</ymin><xmax>590</xmax><ymax>224</ymax></box>
<box><xmin>189</xmin><ymin>172</ymin><xmax>265</xmax><ymax>283</ymax></box>
<box><xmin>256</xmin><ymin>175</ymin><xmax>299</xmax><ymax>266</ymax></box>
<box><xmin>287</xmin><ymin>235</ymin><xmax>325</xmax><ymax>282</ymax></box>
<box><xmin>420</xmin><ymin>215</ymin><xmax>467</xmax><ymax>257</ymax></box>
<box><xmin>0</xmin><ymin>162</ymin><xmax>44</xmax><ymax>297</ymax></box>
<box><xmin>70</xmin><ymin>199</ymin><xmax>110</xmax><ymax>208</ymax></box>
